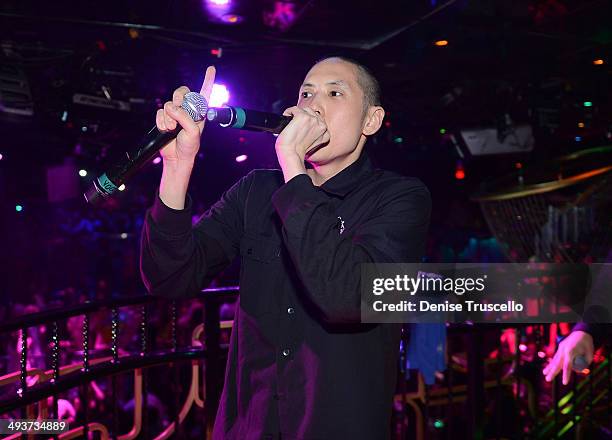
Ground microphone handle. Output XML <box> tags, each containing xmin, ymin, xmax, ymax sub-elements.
<box><xmin>208</xmin><ymin>106</ymin><xmax>292</xmax><ymax>134</ymax></box>
<box><xmin>85</xmin><ymin>125</ymin><xmax>179</xmax><ymax>204</ymax></box>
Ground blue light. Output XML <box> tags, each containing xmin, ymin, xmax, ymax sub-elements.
<box><xmin>575</xmin><ymin>136</ymin><xmax>582</xmax><ymax>142</ymax></box>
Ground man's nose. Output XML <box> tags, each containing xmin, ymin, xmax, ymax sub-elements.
<box><xmin>307</xmin><ymin>105</ymin><xmax>323</xmax><ymax>117</ymax></box>
<box><xmin>306</xmin><ymin>93</ymin><xmax>324</xmax><ymax>116</ymax></box>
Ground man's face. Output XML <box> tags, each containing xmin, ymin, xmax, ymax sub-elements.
<box><xmin>297</xmin><ymin>59</ymin><xmax>367</xmax><ymax>164</ymax></box>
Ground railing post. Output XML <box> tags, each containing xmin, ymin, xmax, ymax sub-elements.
<box><xmin>467</xmin><ymin>325</ymin><xmax>485</xmax><ymax>440</ymax></box>
<box><xmin>204</xmin><ymin>294</ymin><xmax>222</xmax><ymax>439</ymax></box>
<box><xmin>19</xmin><ymin>327</ymin><xmax>27</xmax><ymax>419</ymax></box>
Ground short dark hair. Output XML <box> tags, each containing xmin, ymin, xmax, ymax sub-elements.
<box><xmin>314</xmin><ymin>56</ymin><xmax>382</xmax><ymax>112</ymax></box>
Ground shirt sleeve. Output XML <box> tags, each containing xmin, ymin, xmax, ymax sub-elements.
<box><xmin>139</xmin><ymin>171</ymin><xmax>252</xmax><ymax>298</ymax></box>
<box><xmin>271</xmin><ymin>173</ymin><xmax>431</xmax><ymax>323</ymax></box>
<box><xmin>572</xmin><ymin>265</ymin><xmax>611</xmax><ymax>348</ymax></box>
<box><xmin>572</xmin><ymin>322</ymin><xmax>606</xmax><ymax>348</ymax></box>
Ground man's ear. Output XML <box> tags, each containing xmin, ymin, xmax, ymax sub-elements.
<box><xmin>362</xmin><ymin>106</ymin><xmax>385</xmax><ymax>136</ymax></box>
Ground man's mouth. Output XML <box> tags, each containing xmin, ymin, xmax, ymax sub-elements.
<box><xmin>305</xmin><ymin>138</ymin><xmax>330</xmax><ymax>157</ymax></box>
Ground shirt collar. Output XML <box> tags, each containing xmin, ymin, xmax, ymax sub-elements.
<box><xmin>318</xmin><ymin>149</ymin><xmax>373</xmax><ymax>197</ymax></box>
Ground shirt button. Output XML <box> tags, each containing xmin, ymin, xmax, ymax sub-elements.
<box><xmin>287</xmin><ymin>307</ymin><xmax>295</xmax><ymax>315</ymax></box>
<box><xmin>282</xmin><ymin>348</ymin><xmax>291</xmax><ymax>357</ymax></box>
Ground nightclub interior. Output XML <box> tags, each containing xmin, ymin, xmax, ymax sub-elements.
<box><xmin>1</xmin><ymin>0</ymin><xmax>611</xmax><ymax>438</ymax></box>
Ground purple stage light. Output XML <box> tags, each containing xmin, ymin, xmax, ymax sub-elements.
<box><xmin>235</xmin><ymin>154</ymin><xmax>247</xmax><ymax>162</ymax></box>
<box><xmin>210</xmin><ymin>84</ymin><xmax>230</xmax><ymax>107</ymax></box>
<box><xmin>205</xmin><ymin>0</ymin><xmax>232</xmax><ymax>21</ymax></box>
<box><xmin>263</xmin><ymin>1</ymin><xmax>296</xmax><ymax>31</ymax></box>
<box><xmin>153</xmin><ymin>157</ymin><xmax>162</xmax><ymax>165</ymax></box>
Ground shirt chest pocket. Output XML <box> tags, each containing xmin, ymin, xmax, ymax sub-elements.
<box><xmin>238</xmin><ymin>235</ymin><xmax>283</xmax><ymax>316</ymax></box>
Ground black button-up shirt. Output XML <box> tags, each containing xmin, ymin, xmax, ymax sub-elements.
<box><xmin>140</xmin><ymin>150</ymin><xmax>431</xmax><ymax>439</ymax></box>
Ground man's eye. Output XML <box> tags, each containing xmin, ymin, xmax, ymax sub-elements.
<box><xmin>301</xmin><ymin>91</ymin><xmax>312</xmax><ymax>98</ymax></box>
<box><xmin>330</xmin><ymin>91</ymin><xmax>342</xmax><ymax>97</ymax></box>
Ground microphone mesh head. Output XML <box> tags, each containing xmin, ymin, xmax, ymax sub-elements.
<box><xmin>181</xmin><ymin>92</ymin><xmax>208</xmax><ymax>122</ymax></box>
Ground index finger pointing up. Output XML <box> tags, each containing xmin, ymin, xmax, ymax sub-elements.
<box><xmin>200</xmin><ymin>66</ymin><xmax>216</xmax><ymax>104</ymax></box>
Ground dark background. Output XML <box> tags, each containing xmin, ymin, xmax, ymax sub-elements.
<box><xmin>1</xmin><ymin>0</ymin><xmax>610</xmax><ymax>308</ymax></box>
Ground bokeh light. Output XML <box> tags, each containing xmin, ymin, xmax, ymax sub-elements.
<box><xmin>210</xmin><ymin>84</ymin><xmax>230</xmax><ymax>107</ymax></box>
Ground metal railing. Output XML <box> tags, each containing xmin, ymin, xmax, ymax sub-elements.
<box><xmin>1</xmin><ymin>291</ymin><xmax>610</xmax><ymax>439</ymax></box>
<box><xmin>0</xmin><ymin>287</ymin><xmax>238</xmax><ymax>439</ymax></box>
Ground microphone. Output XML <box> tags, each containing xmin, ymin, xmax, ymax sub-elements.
<box><xmin>206</xmin><ymin>106</ymin><xmax>292</xmax><ymax>134</ymax></box>
<box><xmin>84</xmin><ymin>92</ymin><xmax>208</xmax><ymax>204</ymax></box>
<box><xmin>572</xmin><ymin>355</ymin><xmax>589</xmax><ymax>372</ymax></box>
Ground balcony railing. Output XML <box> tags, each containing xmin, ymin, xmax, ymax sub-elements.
<box><xmin>1</xmin><ymin>289</ymin><xmax>610</xmax><ymax>439</ymax></box>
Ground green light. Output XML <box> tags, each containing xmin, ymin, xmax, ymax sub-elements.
<box><xmin>558</xmin><ymin>391</ymin><xmax>573</xmax><ymax>407</ymax></box>
<box><xmin>583</xmin><ymin>101</ymin><xmax>593</xmax><ymax>107</ymax></box>
<box><xmin>439</xmin><ymin>128</ymin><xmax>446</xmax><ymax>134</ymax></box>
<box><xmin>393</xmin><ymin>137</ymin><xmax>403</xmax><ymax>143</ymax></box>
<box><xmin>15</xmin><ymin>205</ymin><xmax>23</xmax><ymax>212</ymax></box>
<box><xmin>434</xmin><ymin>419</ymin><xmax>445</xmax><ymax>429</ymax></box>
<box><xmin>558</xmin><ymin>416</ymin><xmax>580</xmax><ymax>437</ymax></box>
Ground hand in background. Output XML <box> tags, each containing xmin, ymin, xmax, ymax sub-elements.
<box><xmin>543</xmin><ymin>330</ymin><xmax>593</xmax><ymax>385</ymax></box>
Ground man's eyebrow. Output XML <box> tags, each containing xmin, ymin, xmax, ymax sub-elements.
<box><xmin>300</xmin><ymin>80</ymin><xmax>350</xmax><ymax>89</ymax></box>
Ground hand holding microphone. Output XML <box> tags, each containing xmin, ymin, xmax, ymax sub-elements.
<box><xmin>84</xmin><ymin>66</ymin><xmax>216</xmax><ymax>206</ymax></box>
<box><xmin>157</xmin><ymin>66</ymin><xmax>216</xmax><ymax>209</ymax></box>
<box><xmin>157</xmin><ymin>66</ymin><xmax>217</xmax><ymax>165</ymax></box>
<box><xmin>274</xmin><ymin>106</ymin><xmax>330</xmax><ymax>183</ymax></box>
<box><xmin>542</xmin><ymin>330</ymin><xmax>594</xmax><ymax>385</ymax></box>
<box><xmin>84</xmin><ymin>65</ymin><xmax>299</xmax><ymax>205</ymax></box>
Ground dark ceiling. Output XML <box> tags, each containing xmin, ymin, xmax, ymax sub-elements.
<box><xmin>0</xmin><ymin>0</ymin><xmax>610</xmax><ymax>203</ymax></box>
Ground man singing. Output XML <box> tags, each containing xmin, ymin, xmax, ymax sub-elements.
<box><xmin>140</xmin><ymin>57</ymin><xmax>431</xmax><ymax>439</ymax></box>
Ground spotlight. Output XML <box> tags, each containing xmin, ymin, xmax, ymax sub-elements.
<box><xmin>235</xmin><ymin>154</ymin><xmax>247</xmax><ymax>162</ymax></box>
<box><xmin>118</xmin><ymin>184</ymin><xmax>126</xmax><ymax>191</ymax></box>
<box><xmin>79</xmin><ymin>169</ymin><xmax>88</xmax><ymax>177</ymax></box>
<box><xmin>153</xmin><ymin>157</ymin><xmax>162</xmax><ymax>165</ymax></box>
<box><xmin>210</xmin><ymin>84</ymin><xmax>230</xmax><ymax>107</ymax></box>
<box><xmin>0</xmin><ymin>153</ymin><xmax>3</xmax><ymax>160</ymax></box>
<box><xmin>434</xmin><ymin>40</ymin><xmax>448</xmax><ymax>47</ymax></box>
<box><xmin>583</xmin><ymin>101</ymin><xmax>593</xmax><ymax>107</ymax></box>
<box><xmin>209</xmin><ymin>0</ymin><xmax>230</xmax><ymax>5</ymax></box>
<box><xmin>593</xmin><ymin>59</ymin><xmax>604</xmax><ymax>65</ymax></box>
<box><xmin>16</xmin><ymin>204</ymin><xmax>23</xmax><ymax>212</ymax></box>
